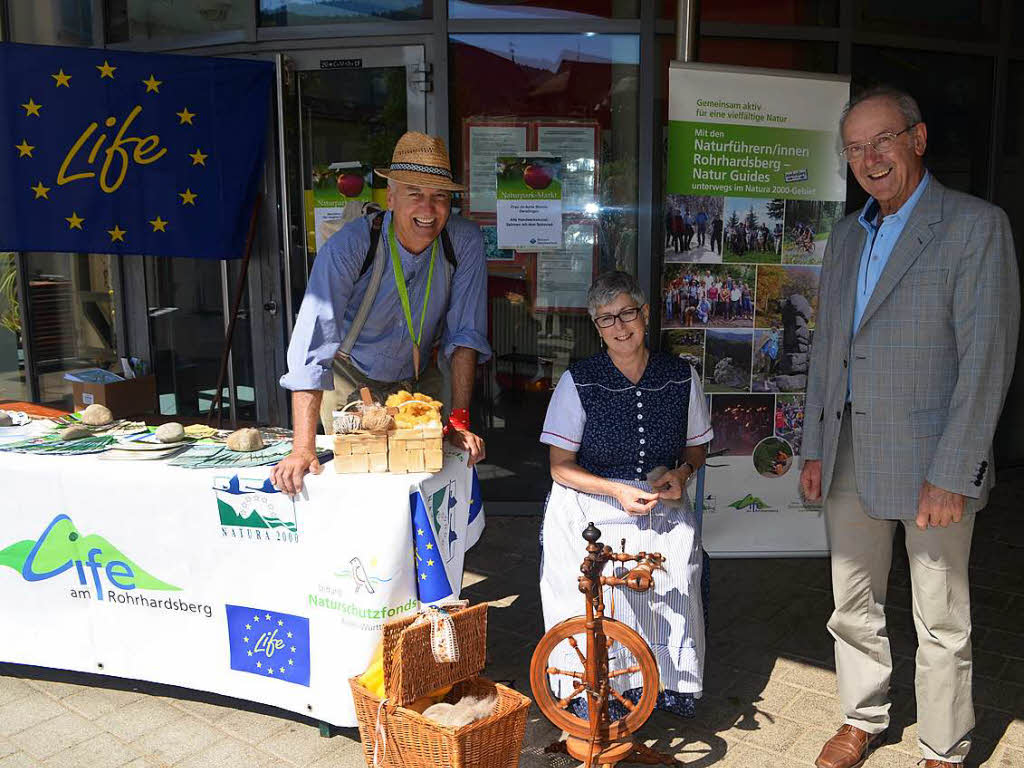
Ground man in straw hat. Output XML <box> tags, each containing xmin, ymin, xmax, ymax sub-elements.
<box><xmin>272</xmin><ymin>132</ymin><xmax>490</xmax><ymax>494</ymax></box>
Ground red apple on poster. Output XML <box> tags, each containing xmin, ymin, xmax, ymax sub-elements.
<box><xmin>337</xmin><ymin>173</ymin><xmax>365</xmax><ymax>198</ymax></box>
<box><xmin>523</xmin><ymin>163</ymin><xmax>553</xmax><ymax>190</ymax></box>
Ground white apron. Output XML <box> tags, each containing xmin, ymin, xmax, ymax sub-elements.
<box><xmin>539</xmin><ymin>479</ymin><xmax>705</xmax><ymax>698</ymax></box>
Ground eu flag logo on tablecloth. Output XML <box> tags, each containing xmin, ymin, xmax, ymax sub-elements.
<box><xmin>468</xmin><ymin>467</ymin><xmax>483</xmax><ymax>525</ymax></box>
<box><xmin>226</xmin><ymin>604</ymin><xmax>311</xmax><ymax>687</ymax></box>
<box><xmin>0</xmin><ymin>42</ymin><xmax>273</xmax><ymax>260</ymax></box>
<box><xmin>410</xmin><ymin>490</ymin><xmax>454</xmax><ymax>604</ymax></box>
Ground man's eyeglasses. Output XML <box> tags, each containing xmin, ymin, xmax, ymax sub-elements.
<box><xmin>593</xmin><ymin>306</ymin><xmax>643</xmax><ymax>328</ymax></box>
<box><xmin>839</xmin><ymin>123</ymin><xmax>918</xmax><ymax>161</ymax></box>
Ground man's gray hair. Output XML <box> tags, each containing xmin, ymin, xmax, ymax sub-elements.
<box><xmin>587</xmin><ymin>270</ymin><xmax>646</xmax><ymax>318</ymax></box>
<box><xmin>839</xmin><ymin>85</ymin><xmax>923</xmax><ymax>135</ymax></box>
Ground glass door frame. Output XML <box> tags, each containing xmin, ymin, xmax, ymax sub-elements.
<box><xmin>277</xmin><ymin>45</ymin><xmax>429</xmax><ymax>332</ymax></box>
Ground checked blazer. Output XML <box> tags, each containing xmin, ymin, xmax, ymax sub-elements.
<box><xmin>803</xmin><ymin>176</ymin><xmax>1020</xmax><ymax>519</ymax></box>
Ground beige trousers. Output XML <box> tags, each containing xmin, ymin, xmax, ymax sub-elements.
<box><xmin>825</xmin><ymin>412</ymin><xmax>975</xmax><ymax>763</ymax></box>
<box><xmin>318</xmin><ymin>356</ymin><xmax>446</xmax><ymax>434</ymax></box>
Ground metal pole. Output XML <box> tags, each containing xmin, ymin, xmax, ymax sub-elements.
<box><xmin>676</xmin><ymin>0</ymin><xmax>698</xmax><ymax>62</ymax></box>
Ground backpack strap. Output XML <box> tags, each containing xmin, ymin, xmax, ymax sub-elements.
<box><xmin>357</xmin><ymin>210</ymin><xmax>386</xmax><ymax>280</ymax></box>
<box><xmin>338</xmin><ymin>211</ymin><xmax>388</xmax><ymax>362</ymax></box>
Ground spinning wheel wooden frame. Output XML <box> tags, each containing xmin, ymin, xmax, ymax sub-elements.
<box><xmin>530</xmin><ymin>522</ymin><xmax>679</xmax><ymax>767</ymax></box>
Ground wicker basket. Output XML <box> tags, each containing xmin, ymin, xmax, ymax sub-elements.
<box><xmin>388</xmin><ymin>424</ymin><xmax>443</xmax><ymax>474</ymax></box>
<box><xmin>349</xmin><ymin>605</ymin><xmax>531</xmax><ymax>768</ymax></box>
<box><xmin>334</xmin><ymin>431</ymin><xmax>388</xmax><ymax>474</ymax></box>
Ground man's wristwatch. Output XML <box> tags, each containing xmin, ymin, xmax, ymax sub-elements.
<box><xmin>681</xmin><ymin>461</ymin><xmax>697</xmax><ymax>480</ymax></box>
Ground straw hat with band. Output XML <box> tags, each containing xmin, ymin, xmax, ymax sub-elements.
<box><xmin>374</xmin><ymin>131</ymin><xmax>466</xmax><ymax>192</ymax></box>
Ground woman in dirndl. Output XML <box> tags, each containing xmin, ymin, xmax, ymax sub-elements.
<box><xmin>539</xmin><ymin>270</ymin><xmax>713</xmax><ymax>718</ymax></box>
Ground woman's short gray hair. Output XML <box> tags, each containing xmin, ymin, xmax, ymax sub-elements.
<box><xmin>839</xmin><ymin>85</ymin><xmax>923</xmax><ymax>135</ymax></box>
<box><xmin>587</xmin><ymin>271</ymin><xmax>646</xmax><ymax>318</ymax></box>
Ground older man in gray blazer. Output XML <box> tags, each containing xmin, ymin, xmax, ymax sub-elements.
<box><xmin>801</xmin><ymin>86</ymin><xmax>1019</xmax><ymax>768</ymax></box>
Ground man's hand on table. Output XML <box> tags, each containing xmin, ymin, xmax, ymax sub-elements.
<box><xmin>271</xmin><ymin>448</ymin><xmax>322</xmax><ymax>495</ymax></box>
<box><xmin>447</xmin><ymin>428</ymin><xmax>485</xmax><ymax>466</ymax></box>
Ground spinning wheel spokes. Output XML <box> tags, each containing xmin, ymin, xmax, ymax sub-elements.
<box><xmin>530</xmin><ymin>616</ymin><xmax>658</xmax><ymax>741</ymax></box>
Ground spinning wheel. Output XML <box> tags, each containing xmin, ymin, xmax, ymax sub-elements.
<box><xmin>531</xmin><ymin>616</ymin><xmax>657</xmax><ymax>740</ymax></box>
<box><xmin>530</xmin><ymin>523</ymin><xmax>679</xmax><ymax>767</ymax></box>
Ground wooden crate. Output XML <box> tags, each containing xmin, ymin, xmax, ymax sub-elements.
<box><xmin>388</xmin><ymin>423</ymin><xmax>443</xmax><ymax>473</ymax></box>
<box><xmin>334</xmin><ymin>431</ymin><xmax>388</xmax><ymax>473</ymax></box>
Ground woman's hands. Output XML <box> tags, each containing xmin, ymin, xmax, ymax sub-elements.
<box><xmin>612</xmin><ymin>483</ymin><xmax>660</xmax><ymax>516</ymax></box>
<box><xmin>651</xmin><ymin>466</ymin><xmax>692</xmax><ymax>501</ymax></box>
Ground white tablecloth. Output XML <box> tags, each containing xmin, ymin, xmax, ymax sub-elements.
<box><xmin>0</xmin><ymin>444</ymin><xmax>483</xmax><ymax>727</ymax></box>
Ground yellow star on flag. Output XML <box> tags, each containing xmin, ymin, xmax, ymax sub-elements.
<box><xmin>189</xmin><ymin>148</ymin><xmax>208</xmax><ymax>166</ymax></box>
<box><xmin>417</xmin><ymin>528</ymin><xmax>424</xmax><ymax>536</ymax></box>
<box><xmin>65</xmin><ymin>212</ymin><xmax>84</xmax><ymax>230</ymax></box>
<box><xmin>31</xmin><ymin>181</ymin><xmax>50</xmax><ymax>199</ymax></box>
<box><xmin>15</xmin><ymin>139</ymin><xmax>34</xmax><ymax>158</ymax></box>
<box><xmin>267</xmin><ymin>668</ymin><xmax>274</xmax><ymax>675</ymax></box>
<box><xmin>256</xmin><ymin>661</ymin><xmax>262</xmax><ymax>669</ymax></box>
<box><xmin>421</xmin><ymin>573</ymin><xmax>427</xmax><ymax>580</ymax></box>
<box><xmin>149</xmin><ymin>216</ymin><xmax>168</xmax><ymax>232</ymax></box>
<box><xmin>96</xmin><ymin>60</ymin><xmax>116</xmax><ymax>79</ymax></box>
<box><xmin>51</xmin><ymin>69</ymin><xmax>71</xmax><ymax>87</ymax></box>
<box><xmin>107</xmin><ymin>225</ymin><xmax>126</xmax><ymax>242</ymax></box>
<box><xmin>426</xmin><ymin>542</ymin><xmax>433</xmax><ymax>550</ymax></box>
<box><xmin>142</xmin><ymin>74</ymin><xmax>162</xmax><ymax>93</ymax></box>
<box><xmin>279</xmin><ymin>667</ymin><xmax>285</xmax><ymax>674</ymax></box>
<box><xmin>426</xmin><ymin>559</ymin><xmax>434</xmax><ymax>567</ymax></box>
<box><xmin>177</xmin><ymin>107</ymin><xmax>196</xmax><ymax>125</ymax></box>
<box><xmin>21</xmin><ymin>99</ymin><xmax>42</xmax><ymax>117</ymax></box>
<box><xmin>178</xmin><ymin>188</ymin><xmax>198</xmax><ymax>206</ymax></box>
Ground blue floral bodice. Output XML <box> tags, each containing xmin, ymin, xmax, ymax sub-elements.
<box><xmin>570</xmin><ymin>351</ymin><xmax>691</xmax><ymax>481</ymax></box>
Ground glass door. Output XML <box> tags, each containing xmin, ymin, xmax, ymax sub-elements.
<box><xmin>276</xmin><ymin>47</ymin><xmax>428</xmax><ymax>333</ymax></box>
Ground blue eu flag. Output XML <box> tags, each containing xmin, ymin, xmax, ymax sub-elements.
<box><xmin>468</xmin><ymin>467</ymin><xmax>483</xmax><ymax>525</ymax></box>
<box><xmin>410</xmin><ymin>490</ymin><xmax>454</xmax><ymax>604</ymax></box>
<box><xmin>0</xmin><ymin>42</ymin><xmax>273</xmax><ymax>260</ymax></box>
<box><xmin>226</xmin><ymin>604</ymin><xmax>311</xmax><ymax>687</ymax></box>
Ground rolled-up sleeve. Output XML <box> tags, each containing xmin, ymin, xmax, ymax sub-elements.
<box><xmin>442</xmin><ymin>219</ymin><xmax>492</xmax><ymax>363</ymax></box>
<box><xmin>279</xmin><ymin>229</ymin><xmax>361</xmax><ymax>391</ymax></box>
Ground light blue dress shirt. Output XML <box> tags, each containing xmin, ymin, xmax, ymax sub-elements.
<box><xmin>847</xmin><ymin>171</ymin><xmax>930</xmax><ymax>400</ymax></box>
<box><xmin>280</xmin><ymin>211</ymin><xmax>491</xmax><ymax>390</ymax></box>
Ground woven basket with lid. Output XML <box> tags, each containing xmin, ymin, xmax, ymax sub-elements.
<box><xmin>349</xmin><ymin>604</ymin><xmax>531</xmax><ymax>768</ymax></box>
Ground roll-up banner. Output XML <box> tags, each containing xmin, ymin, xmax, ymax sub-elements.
<box><xmin>664</xmin><ymin>62</ymin><xmax>850</xmax><ymax>556</ymax></box>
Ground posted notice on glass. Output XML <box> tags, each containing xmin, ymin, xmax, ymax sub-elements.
<box><xmin>495</xmin><ymin>154</ymin><xmax>562</xmax><ymax>251</ymax></box>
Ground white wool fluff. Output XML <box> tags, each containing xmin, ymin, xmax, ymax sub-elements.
<box><xmin>421</xmin><ymin>694</ymin><xmax>497</xmax><ymax>728</ymax></box>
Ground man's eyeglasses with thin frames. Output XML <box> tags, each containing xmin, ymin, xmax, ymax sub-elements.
<box><xmin>839</xmin><ymin>123</ymin><xmax>918</xmax><ymax>161</ymax></box>
<box><xmin>593</xmin><ymin>306</ymin><xmax>642</xmax><ymax>328</ymax></box>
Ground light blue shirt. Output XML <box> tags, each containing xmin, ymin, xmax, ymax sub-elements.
<box><xmin>847</xmin><ymin>171</ymin><xmax>930</xmax><ymax>400</ymax></box>
<box><xmin>280</xmin><ymin>211</ymin><xmax>491</xmax><ymax>390</ymax></box>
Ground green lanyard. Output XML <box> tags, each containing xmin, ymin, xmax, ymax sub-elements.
<box><xmin>388</xmin><ymin>223</ymin><xmax>437</xmax><ymax>377</ymax></box>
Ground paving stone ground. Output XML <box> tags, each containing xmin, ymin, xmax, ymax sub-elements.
<box><xmin>2</xmin><ymin>470</ymin><xmax>1022</xmax><ymax>767</ymax></box>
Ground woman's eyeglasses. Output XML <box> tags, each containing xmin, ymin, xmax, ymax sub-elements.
<box><xmin>593</xmin><ymin>306</ymin><xmax>642</xmax><ymax>328</ymax></box>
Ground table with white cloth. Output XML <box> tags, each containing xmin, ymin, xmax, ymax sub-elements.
<box><xmin>0</xmin><ymin>444</ymin><xmax>483</xmax><ymax>728</ymax></box>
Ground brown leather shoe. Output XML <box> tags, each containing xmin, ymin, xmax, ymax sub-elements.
<box><xmin>922</xmin><ymin>761</ymin><xmax>959</xmax><ymax>767</ymax></box>
<box><xmin>814</xmin><ymin>724</ymin><xmax>886</xmax><ymax>768</ymax></box>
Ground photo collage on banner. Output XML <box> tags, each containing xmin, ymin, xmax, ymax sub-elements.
<box><xmin>662</xmin><ymin>63</ymin><xmax>850</xmax><ymax>555</ymax></box>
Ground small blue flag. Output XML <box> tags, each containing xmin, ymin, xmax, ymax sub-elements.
<box><xmin>468</xmin><ymin>467</ymin><xmax>483</xmax><ymax>525</ymax></box>
<box><xmin>410</xmin><ymin>490</ymin><xmax>454</xmax><ymax>604</ymax></box>
<box><xmin>226</xmin><ymin>604</ymin><xmax>310</xmax><ymax>687</ymax></box>
<box><xmin>0</xmin><ymin>42</ymin><xmax>273</xmax><ymax>260</ymax></box>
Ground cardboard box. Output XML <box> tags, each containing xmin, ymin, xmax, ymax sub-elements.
<box><xmin>71</xmin><ymin>375</ymin><xmax>156</xmax><ymax>418</ymax></box>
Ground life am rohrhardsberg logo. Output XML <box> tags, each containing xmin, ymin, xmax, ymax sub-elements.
<box><xmin>0</xmin><ymin>514</ymin><xmax>179</xmax><ymax>600</ymax></box>
<box><xmin>226</xmin><ymin>604</ymin><xmax>311</xmax><ymax>687</ymax></box>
